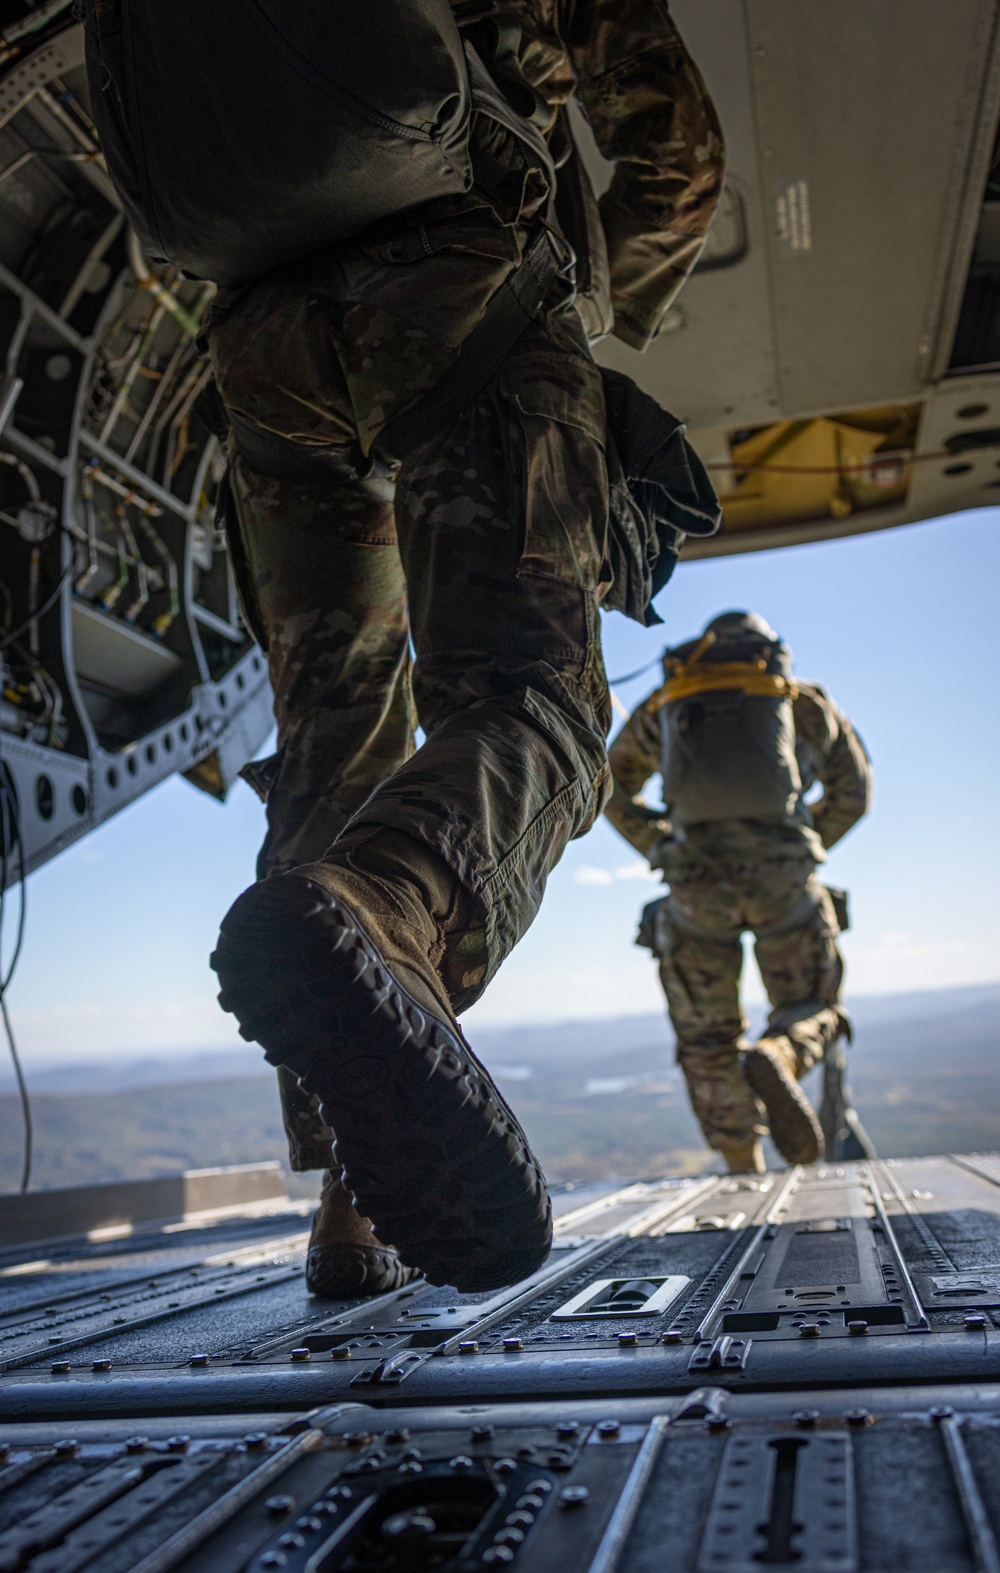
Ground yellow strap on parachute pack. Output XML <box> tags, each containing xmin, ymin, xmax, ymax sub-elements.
<box><xmin>645</xmin><ymin>658</ymin><xmax>799</xmax><ymax>712</ymax></box>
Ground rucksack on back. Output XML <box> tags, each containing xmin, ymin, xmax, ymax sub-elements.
<box><xmin>83</xmin><ymin>0</ymin><xmax>474</xmax><ymax>285</ymax></box>
<box><xmin>653</xmin><ymin>630</ymin><xmax>802</xmax><ymax>827</ymax></box>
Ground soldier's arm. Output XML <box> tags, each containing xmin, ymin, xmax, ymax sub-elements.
<box><xmin>565</xmin><ymin>0</ymin><xmax>725</xmax><ymax>351</ymax></box>
<box><xmin>605</xmin><ymin>693</ymin><xmax>670</xmax><ymax>855</ymax></box>
<box><xmin>797</xmin><ymin>686</ymin><xmax>873</xmax><ymax>850</ymax></box>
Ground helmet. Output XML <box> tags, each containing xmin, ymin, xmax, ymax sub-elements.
<box><xmin>702</xmin><ymin>610</ymin><xmax>779</xmax><ymax>641</ymax></box>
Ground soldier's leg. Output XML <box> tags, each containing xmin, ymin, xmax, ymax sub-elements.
<box><xmin>211</xmin><ymin>225</ymin><xmax>607</xmax><ymax>1289</ymax></box>
<box><xmin>658</xmin><ymin>928</ymin><xmax>766</xmax><ymax>1173</ymax></box>
<box><xmin>741</xmin><ymin>861</ymin><xmax>835</xmax><ymax>1163</ymax></box>
<box><xmin>225</xmin><ymin>455</ymin><xmax>419</xmax><ymax>1291</ymax></box>
<box><xmin>754</xmin><ymin>878</ymin><xmax>846</xmax><ymax>1074</ymax></box>
<box><xmin>331</xmin><ymin>309</ymin><xmax>611</xmax><ymax>1002</ymax></box>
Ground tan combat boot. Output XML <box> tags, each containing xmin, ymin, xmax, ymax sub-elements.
<box><xmin>211</xmin><ymin>855</ymin><xmax>551</xmax><ymax>1292</ymax></box>
<box><xmin>717</xmin><ymin>1140</ymin><xmax>767</xmax><ymax>1175</ymax></box>
<box><xmin>742</xmin><ymin>1034</ymin><xmax>823</xmax><ymax>1165</ymax></box>
<box><xmin>305</xmin><ymin>1170</ymin><xmax>419</xmax><ymax>1297</ymax></box>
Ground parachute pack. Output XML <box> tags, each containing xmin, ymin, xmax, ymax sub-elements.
<box><xmin>650</xmin><ymin>626</ymin><xmax>802</xmax><ymax>826</ymax></box>
<box><xmin>83</xmin><ymin>0</ymin><xmax>477</xmax><ymax>285</ymax></box>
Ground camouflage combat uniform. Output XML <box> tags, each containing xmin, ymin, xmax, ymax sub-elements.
<box><xmin>606</xmin><ymin>681</ymin><xmax>871</xmax><ymax>1157</ymax></box>
<box><xmin>206</xmin><ymin>1</ymin><xmax>725</xmax><ymax>1169</ymax></box>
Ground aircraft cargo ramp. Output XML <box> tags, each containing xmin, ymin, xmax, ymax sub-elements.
<box><xmin>5</xmin><ymin>1157</ymin><xmax>1000</xmax><ymax>1569</ymax></box>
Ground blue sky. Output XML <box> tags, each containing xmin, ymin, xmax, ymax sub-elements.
<box><xmin>5</xmin><ymin>505</ymin><xmax>998</xmax><ymax>1064</ymax></box>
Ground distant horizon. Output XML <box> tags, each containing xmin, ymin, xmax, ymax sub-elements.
<box><xmin>3</xmin><ymin>975</ymin><xmax>997</xmax><ymax>1083</ymax></box>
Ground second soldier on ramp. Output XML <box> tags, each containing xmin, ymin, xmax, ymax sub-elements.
<box><xmin>606</xmin><ymin>612</ymin><xmax>872</xmax><ymax>1173</ymax></box>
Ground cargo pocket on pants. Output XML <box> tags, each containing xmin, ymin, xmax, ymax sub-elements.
<box><xmin>498</xmin><ymin>350</ymin><xmax>608</xmax><ymax>667</ymax></box>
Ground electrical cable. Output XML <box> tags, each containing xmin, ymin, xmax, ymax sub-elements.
<box><xmin>0</xmin><ymin>763</ymin><xmax>31</xmax><ymax>1193</ymax></box>
<box><xmin>0</xmin><ymin>557</ymin><xmax>74</xmax><ymax>652</ymax></box>
<box><xmin>608</xmin><ymin>655</ymin><xmax>662</xmax><ymax>686</ymax></box>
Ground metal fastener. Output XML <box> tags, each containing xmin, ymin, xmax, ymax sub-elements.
<box><xmin>398</xmin><ymin>1460</ymin><xmax>423</xmax><ymax>1475</ymax></box>
<box><xmin>331</xmin><ymin>1346</ymin><xmax>351</xmax><ymax>1361</ymax></box>
<box><xmin>458</xmin><ymin>1340</ymin><xmax>479</xmax><ymax>1355</ymax></box>
<box><xmin>799</xmin><ymin>1323</ymin><xmax>820</xmax><ymax>1338</ymax></box>
<box><xmin>189</xmin><ymin>1354</ymin><xmax>210</xmax><ymax>1367</ymax></box>
<box><xmin>385</xmin><ymin>1428</ymin><xmax>410</xmax><ymax>1443</ymax></box>
<box><xmin>264</xmin><ymin>1495</ymin><xmax>296</xmax><ymax>1516</ymax></box>
<box><xmin>91</xmin><ymin>1359</ymin><xmax>112</xmax><ymax>1372</ymax></box>
<box><xmin>167</xmin><ymin>1435</ymin><xmax>190</xmax><ymax>1452</ymax></box>
<box><xmin>50</xmin><ymin>1361</ymin><xmax>71</xmax><ymax>1374</ymax></box>
<box><xmin>555</xmin><ymin>1422</ymin><xmax>579</xmax><ymax>1437</ymax></box>
<box><xmin>618</xmin><ymin>1332</ymin><xmax>638</xmax><ymax>1348</ymax></box>
<box><xmin>54</xmin><ymin>1439</ymin><xmax>78</xmax><ymax>1456</ymax></box>
<box><xmin>845</xmin><ymin>1409</ymin><xmax>870</xmax><ymax>1427</ymax></box>
<box><xmin>793</xmin><ymin>1410</ymin><xmax>819</xmax><ymax>1428</ymax></box>
<box><xmin>471</xmin><ymin>1424</ymin><xmax>495</xmax><ymax>1441</ymax></box>
<box><xmin>502</xmin><ymin>1337</ymin><xmax>523</xmax><ymax>1352</ymax></box>
<box><xmin>706</xmin><ymin>1415</ymin><xmax>731</xmax><ymax>1432</ymax></box>
<box><xmin>847</xmin><ymin>1320</ymin><xmax>869</xmax><ymax>1335</ymax></box>
<box><xmin>965</xmin><ymin>1313</ymin><xmax>987</xmax><ymax>1331</ymax></box>
<box><xmin>597</xmin><ymin>1420</ymin><xmax>620</xmax><ymax>1438</ymax></box>
<box><xmin>245</xmin><ymin>1433</ymin><xmax>267</xmax><ymax>1451</ymax></box>
<box><xmin>559</xmin><ymin>1486</ymin><xmax>590</xmax><ymax>1508</ymax></box>
<box><xmin>494</xmin><ymin>1457</ymin><xmax>518</xmax><ymax>1476</ymax></box>
<box><xmin>930</xmin><ymin>1406</ymin><xmax>955</xmax><ymax>1423</ymax></box>
<box><xmin>662</xmin><ymin>1329</ymin><xmax>683</xmax><ymax>1345</ymax></box>
<box><xmin>450</xmin><ymin>1456</ymin><xmax>474</xmax><ymax>1471</ymax></box>
<box><xmin>124</xmin><ymin>1437</ymin><xmax>148</xmax><ymax>1453</ymax></box>
<box><xmin>495</xmin><ymin>1527</ymin><xmax>526</xmax><ymax>1546</ymax></box>
<box><xmin>343</xmin><ymin>1432</ymin><xmax>371</xmax><ymax>1449</ymax></box>
<box><xmin>290</xmin><ymin>1347</ymin><xmax>311</xmax><ymax>1363</ymax></box>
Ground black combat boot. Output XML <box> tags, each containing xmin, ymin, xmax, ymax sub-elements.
<box><xmin>306</xmin><ymin>1170</ymin><xmax>419</xmax><ymax>1297</ymax></box>
<box><xmin>211</xmin><ymin>856</ymin><xmax>551</xmax><ymax>1292</ymax></box>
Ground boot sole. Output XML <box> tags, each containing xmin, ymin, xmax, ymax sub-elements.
<box><xmin>305</xmin><ymin>1244</ymin><xmax>420</xmax><ymax>1299</ymax></box>
<box><xmin>211</xmin><ymin>875</ymin><xmax>552</xmax><ymax>1291</ymax></box>
<box><xmin>743</xmin><ymin>1047</ymin><xmax>823</xmax><ymax>1165</ymax></box>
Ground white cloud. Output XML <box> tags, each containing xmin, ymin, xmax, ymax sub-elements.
<box><xmin>574</xmin><ymin>866</ymin><xmax>615</xmax><ymax>886</ymax></box>
<box><xmin>573</xmin><ymin>860</ymin><xmax>658</xmax><ymax>887</ymax></box>
<box><xmin>616</xmin><ymin>861</ymin><xmax>659</xmax><ymax>882</ymax></box>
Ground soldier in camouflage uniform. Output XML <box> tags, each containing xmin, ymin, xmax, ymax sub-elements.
<box><xmin>606</xmin><ymin>612</ymin><xmax>871</xmax><ymax>1174</ymax></box>
<box><xmin>209</xmin><ymin>1</ymin><xmax>724</xmax><ymax>1294</ymax></box>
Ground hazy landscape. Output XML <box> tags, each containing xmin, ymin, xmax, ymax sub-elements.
<box><xmin>1</xmin><ymin>982</ymin><xmax>998</xmax><ymax>1195</ymax></box>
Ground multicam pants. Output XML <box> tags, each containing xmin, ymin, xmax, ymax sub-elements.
<box><xmin>207</xmin><ymin>197</ymin><xmax>612</xmax><ymax>1170</ymax></box>
<box><xmin>648</xmin><ymin>823</ymin><xmax>845</xmax><ymax>1154</ymax></box>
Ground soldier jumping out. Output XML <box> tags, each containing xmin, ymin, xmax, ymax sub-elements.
<box><xmin>606</xmin><ymin>611</ymin><xmax>872</xmax><ymax>1174</ymax></box>
<box><xmin>168</xmin><ymin>6</ymin><xmax>725</xmax><ymax>1291</ymax></box>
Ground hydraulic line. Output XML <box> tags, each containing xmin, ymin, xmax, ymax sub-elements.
<box><xmin>118</xmin><ymin>503</ymin><xmax>150</xmax><ymax>623</ymax></box>
<box><xmin>137</xmin><ymin>512</ymin><xmax>180</xmax><ymax>636</ymax></box>
<box><xmin>127</xmin><ymin>230</ymin><xmax>206</xmax><ymax>342</ymax></box>
<box><xmin>123</xmin><ymin>338</ymin><xmax>188</xmax><ymax>468</ymax></box>
<box><xmin>98</xmin><ymin>300</ymin><xmax>167</xmax><ymax>446</ymax></box>
<box><xmin>73</xmin><ymin>463</ymin><xmax>100</xmax><ymax>593</ymax></box>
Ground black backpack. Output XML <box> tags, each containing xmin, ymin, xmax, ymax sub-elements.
<box><xmin>83</xmin><ymin>0</ymin><xmax>475</xmax><ymax>284</ymax></box>
<box><xmin>656</xmin><ymin>629</ymin><xmax>802</xmax><ymax>827</ymax></box>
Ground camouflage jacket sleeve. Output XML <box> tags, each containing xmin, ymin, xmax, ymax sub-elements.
<box><xmin>564</xmin><ymin>0</ymin><xmax>725</xmax><ymax>350</ymax></box>
<box><xmin>794</xmin><ymin>683</ymin><xmax>873</xmax><ymax>851</ymax></box>
<box><xmin>605</xmin><ymin>688</ymin><xmax>671</xmax><ymax>854</ymax></box>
